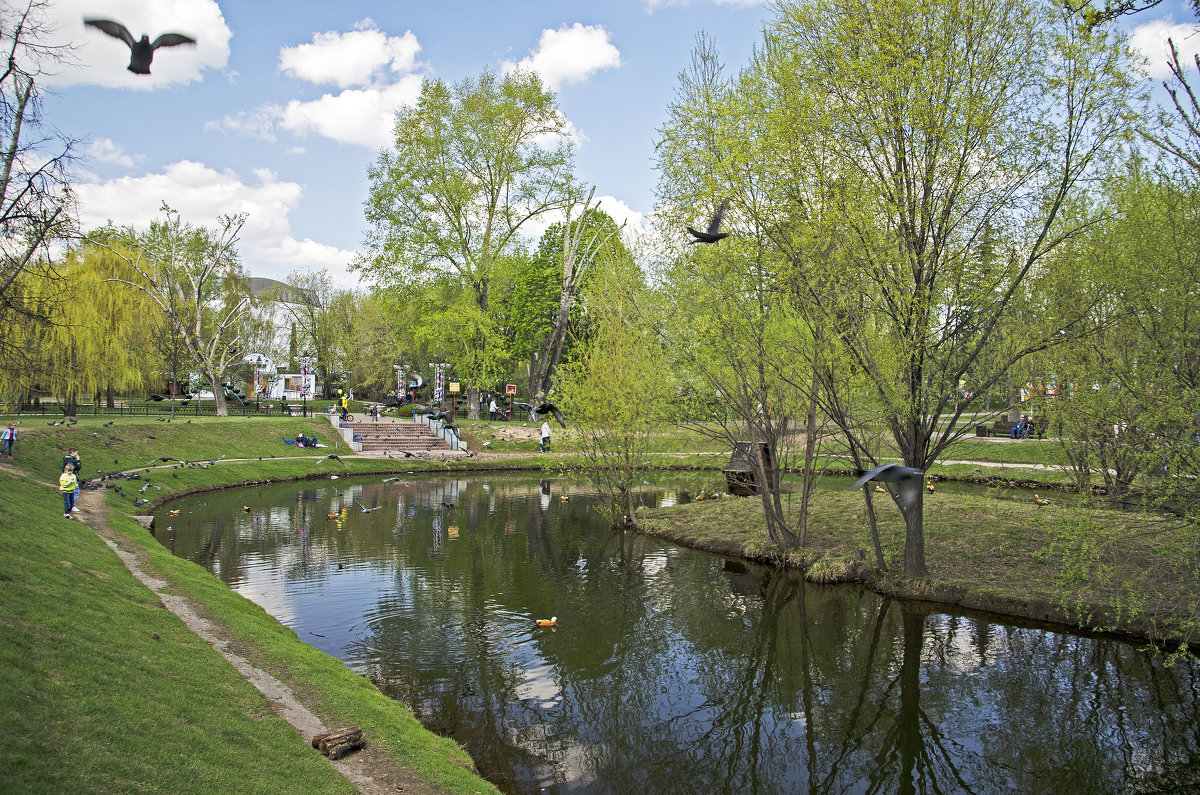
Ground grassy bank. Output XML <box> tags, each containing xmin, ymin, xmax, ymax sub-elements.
<box><xmin>0</xmin><ymin>418</ymin><xmax>498</xmax><ymax>793</ymax></box>
<box><xmin>641</xmin><ymin>488</ymin><xmax>1199</xmax><ymax>648</ymax></box>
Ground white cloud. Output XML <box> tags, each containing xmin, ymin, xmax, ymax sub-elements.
<box><xmin>44</xmin><ymin>0</ymin><xmax>231</xmax><ymax>89</ymax></box>
<box><xmin>205</xmin><ymin>107</ymin><xmax>281</xmax><ymax>142</ymax></box>
<box><xmin>277</xmin><ymin>78</ymin><xmax>423</xmax><ymax>149</ymax></box>
<box><xmin>211</xmin><ymin>22</ymin><xmax>424</xmax><ymax>149</ymax></box>
<box><xmin>501</xmin><ymin>23</ymin><xmax>621</xmax><ymax>90</ymax></box>
<box><xmin>278</xmin><ymin>20</ymin><xmax>421</xmax><ymax>89</ymax></box>
<box><xmin>85</xmin><ymin>137</ymin><xmax>135</xmax><ymax>167</ymax></box>
<box><xmin>1129</xmin><ymin>18</ymin><xmax>1200</xmax><ymax>79</ymax></box>
<box><xmin>74</xmin><ymin>160</ymin><xmax>359</xmax><ymax>283</ymax></box>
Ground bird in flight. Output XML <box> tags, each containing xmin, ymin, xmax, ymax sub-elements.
<box><xmin>319</xmin><ymin>454</ymin><xmax>347</xmax><ymax>466</ymax></box>
<box><xmin>534</xmin><ymin>402</ymin><xmax>567</xmax><ymax>428</ymax></box>
<box><xmin>84</xmin><ymin>18</ymin><xmax>196</xmax><ymax>75</ymax></box>
<box><xmin>852</xmin><ymin>463</ymin><xmax>925</xmax><ymax>508</ymax></box>
<box><xmin>353</xmin><ymin>498</ymin><xmax>382</xmax><ymax>513</ymax></box>
<box><xmin>686</xmin><ymin>199</ymin><xmax>730</xmax><ymax>245</ymax></box>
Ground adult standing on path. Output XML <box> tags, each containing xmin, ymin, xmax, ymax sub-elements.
<box><xmin>59</xmin><ymin>463</ymin><xmax>78</xmax><ymax>518</ymax></box>
<box><xmin>1</xmin><ymin>422</ymin><xmax>16</xmax><ymax>459</ymax></box>
<box><xmin>541</xmin><ymin>420</ymin><xmax>551</xmax><ymax>452</ymax></box>
<box><xmin>489</xmin><ymin>396</ymin><xmax>498</xmax><ymax>424</ymax></box>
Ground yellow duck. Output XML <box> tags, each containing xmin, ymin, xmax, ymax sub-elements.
<box><xmin>1033</xmin><ymin>494</ymin><xmax>1051</xmax><ymax>506</ymax></box>
<box><xmin>242</xmin><ymin>505</ymin><xmax>251</xmax><ymax>512</ymax></box>
<box><xmin>327</xmin><ymin>512</ymin><xmax>339</xmax><ymax>520</ymax></box>
<box><xmin>926</xmin><ymin>481</ymin><xmax>935</xmax><ymax>494</ymax></box>
<box><xmin>169</xmin><ymin>509</ymin><xmax>181</xmax><ymax>516</ymax></box>
<box><xmin>535</xmin><ymin>616</ymin><xmax>557</xmax><ymax>628</ymax></box>
<box><xmin>875</xmin><ymin>485</ymin><xmax>886</xmax><ymax>493</ymax></box>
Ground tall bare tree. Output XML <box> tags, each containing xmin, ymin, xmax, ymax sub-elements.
<box><xmin>97</xmin><ymin>206</ymin><xmax>252</xmax><ymax>416</ymax></box>
<box><xmin>0</xmin><ymin>0</ymin><xmax>76</xmax><ymax>367</ymax></box>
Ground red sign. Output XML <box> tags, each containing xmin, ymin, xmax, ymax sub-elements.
<box><xmin>506</xmin><ymin>384</ymin><xmax>517</xmax><ymax>395</ymax></box>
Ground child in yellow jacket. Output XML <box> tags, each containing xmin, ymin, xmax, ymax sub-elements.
<box><xmin>59</xmin><ymin>464</ymin><xmax>78</xmax><ymax>518</ymax></box>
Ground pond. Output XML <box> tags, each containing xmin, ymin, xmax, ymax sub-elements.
<box><xmin>157</xmin><ymin>473</ymin><xmax>1200</xmax><ymax>794</ymax></box>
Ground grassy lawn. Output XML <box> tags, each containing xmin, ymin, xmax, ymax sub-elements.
<box><xmin>0</xmin><ymin>467</ymin><xmax>356</xmax><ymax>793</ymax></box>
<box><xmin>642</xmin><ymin>487</ymin><xmax>1200</xmax><ymax>646</ymax></box>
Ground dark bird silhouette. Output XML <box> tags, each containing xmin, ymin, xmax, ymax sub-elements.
<box><xmin>534</xmin><ymin>402</ymin><xmax>567</xmax><ymax>428</ymax></box>
<box><xmin>146</xmin><ymin>393</ymin><xmax>166</xmax><ymax>401</ymax></box>
<box><xmin>441</xmin><ymin>502</ymin><xmax>456</xmax><ymax>511</ymax></box>
<box><xmin>318</xmin><ymin>454</ymin><xmax>346</xmax><ymax>466</ymax></box>
<box><xmin>353</xmin><ymin>498</ymin><xmax>382</xmax><ymax>513</ymax></box>
<box><xmin>428</xmin><ymin>410</ymin><xmax>451</xmax><ymax>422</ymax></box>
<box><xmin>103</xmin><ymin>421</ymin><xmax>114</xmax><ymax>426</ymax></box>
<box><xmin>686</xmin><ymin>199</ymin><xmax>730</xmax><ymax>244</ymax></box>
<box><xmin>145</xmin><ymin>456</ymin><xmax>179</xmax><ymax>466</ymax></box>
<box><xmin>83</xmin><ymin>19</ymin><xmax>196</xmax><ymax>75</ymax></box>
<box><xmin>852</xmin><ymin>463</ymin><xmax>925</xmax><ymax>508</ymax></box>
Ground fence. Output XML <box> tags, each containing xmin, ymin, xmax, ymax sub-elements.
<box><xmin>2</xmin><ymin>401</ymin><xmax>317</xmax><ymax>419</ymax></box>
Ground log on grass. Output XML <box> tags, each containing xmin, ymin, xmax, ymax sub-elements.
<box><xmin>311</xmin><ymin>726</ymin><xmax>365</xmax><ymax>756</ymax></box>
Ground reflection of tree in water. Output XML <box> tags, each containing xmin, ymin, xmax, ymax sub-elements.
<box><xmin>173</xmin><ymin>476</ymin><xmax>1200</xmax><ymax>794</ymax></box>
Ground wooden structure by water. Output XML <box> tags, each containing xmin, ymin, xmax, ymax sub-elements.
<box><xmin>723</xmin><ymin>441</ymin><xmax>778</xmax><ymax>496</ymax></box>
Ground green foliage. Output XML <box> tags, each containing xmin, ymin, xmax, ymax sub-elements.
<box><xmin>556</xmin><ymin>252</ymin><xmax>671</xmax><ymax>521</ymax></box>
<box><xmin>359</xmin><ymin>69</ymin><xmax>576</xmax><ymax>400</ymax></box>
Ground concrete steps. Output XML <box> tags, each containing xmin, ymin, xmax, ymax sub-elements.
<box><xmin>345</xmin><ymin>420</ymin><xmax>451</xmax><ymax>453</ymax></box>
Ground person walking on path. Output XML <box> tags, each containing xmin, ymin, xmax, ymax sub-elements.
<box><xmin>540</xmin><ymin>420</ymin><xmax>551</xmax><ymax>452</ymax></box>
<box><xmin>62</xmin><ymin>448</ymin><xmax>82</xmax><ymax>512</ymax></box>
<box><xmin>59</xmin><ymin>463</ymin><xmax>78</xmax><ymax>518</ymax></box>
<box><xmin>1</xmin><ymin>422</ymin><xmax>16</xmax><ymax>459</ymax></box>
<box><xmin>489</xmin><ymin>397</ymin><xmax>498</xmax><ymax>424</ymax></box>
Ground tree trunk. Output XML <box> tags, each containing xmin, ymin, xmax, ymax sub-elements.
<box><xmin>796</xmin><ymin>366</ymin><xmax>821</xmax><ymax>546</ymax></box>
<box><xmin>466</xmin><ymin>386</ymin><xmax>479</xmax><ymax>420</ymax></box>
<box><xmin>902</xmin><ymin>495</ymin><xmax>927</xmax><ymax>578</ymax></box>
<box><xmin>210</xmin><ymin>374</ymin><xmax>228</xmax><ymax>416</ymax></box>
<box><xmin>861</xmin><ymin>487</ymin><xmax>887</xmax><ymax>571</ymax></box>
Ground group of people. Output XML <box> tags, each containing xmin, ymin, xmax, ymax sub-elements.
<box><xmin>1011</xmin><ymin>415</ymin><xmax>1036</xmax><ymax>439</ymax></box>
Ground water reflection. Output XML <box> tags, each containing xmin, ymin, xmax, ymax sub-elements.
<box><xmin>158</xmin><ymin>475</ymin><xmax>1200</xmax><ymax>794</ymax></box>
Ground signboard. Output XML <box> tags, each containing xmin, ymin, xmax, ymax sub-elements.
<box><xmin>506</xmin><ymin>384</ymin><xmax>517</xmax><ymax>395</ymax></box>
<box><xmin>448</xmin><ymin>382</ymin><xmax>460</xmax><ymax>394</ymax></box>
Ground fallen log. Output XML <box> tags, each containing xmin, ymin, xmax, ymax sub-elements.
<box><xmin>311</xmin><ymin>726</ymin><xmax>365</xmax><ymax>759</ymax></box>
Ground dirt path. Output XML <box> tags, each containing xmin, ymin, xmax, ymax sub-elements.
<box><xmin>67</xmin><ymin>485</ymin><xmax>447</xmax><ymax>795</ymax></box>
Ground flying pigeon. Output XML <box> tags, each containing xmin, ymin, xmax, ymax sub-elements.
<box><xmin>353</xmin><ymin>498</ymin><xmax>382</xmax><ymax>513</ymax></box>
<box><xmin>686</xmin><ymin>199</ymin><xmax>730</xmax><ymax>244</ymax></box>
<box><xmin>83</xmin><ymin>18</ymin><xmax>196</xmax><ymax>75</ymax></box>
<box><xmin>851</xmin><ymin>463</ymin><xmax>925</xmax><ymax>509</ymax></box>
<box><xmin>318</xmin><ymin>454</ymin><xmax>346</xmax><ymax>466</ymax></box>
<box><xmin>534</xmin><ymin>402</ymin><xmax>567</xmax><ymax>428</ymax></box>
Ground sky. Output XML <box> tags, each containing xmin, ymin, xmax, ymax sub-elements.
<box><xmin>31</xmin><ymin>0</ymin><xmax>1200</xmax><ymax>289</ymax></box>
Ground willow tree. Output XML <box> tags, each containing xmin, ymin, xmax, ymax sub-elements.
<box><xmin>359</xmin><ymin>69</ymin><xmax>576</xmax><ymax>418</ymax></box>
<box><xmin>96</xmin><ymin>207</ymin><xmax>252</xmax><ymax>416</ymax></box>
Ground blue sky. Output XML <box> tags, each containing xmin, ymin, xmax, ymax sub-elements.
<box><xmin>38</xmin><ymin>0</ymin><xmax>1200</xmax><ymax>287</ymax></box>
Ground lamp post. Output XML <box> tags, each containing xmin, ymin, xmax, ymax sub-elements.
<box><xmin>300</xmin><ymin>351</ymin><xmax>312</xmax><ymax>418</ymax></box>
<box><xmin>394</xmin><ymin>362</ymin><xmax>405</xmax><ymax>405</ymax></box>
<box><xmin>254</xmin><ymin>356</ymin><xmax>264</xmax><ymax>411</ymax></box>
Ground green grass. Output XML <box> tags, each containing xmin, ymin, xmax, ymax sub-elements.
<box><xmin>7</xmin><ymin>415</ymin><xmax>352</xmax><ymax>485</ymax></box>
<box><xmin>0</xmin><ymin>468</ymin><xmax>354</xmax><ymax>793</ymax></box>
<box><xmin>642</xmin><ymin>488</ymin><xmax>1200</xmax><ymax>645</ymax></box>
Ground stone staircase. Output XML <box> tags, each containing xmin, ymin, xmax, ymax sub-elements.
<box><xmin>344</xmin><ymin>418</ymin><xmax>452</xmax><ymax>454</ymax></box>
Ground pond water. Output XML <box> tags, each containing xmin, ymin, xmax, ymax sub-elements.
<box><xmin>157</xmin><ymin>473</ymin><xmax>1200</xmax><ymax>794</ymax></box>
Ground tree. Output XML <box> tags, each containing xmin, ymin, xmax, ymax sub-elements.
<box><xmin>96</xmin><ymin>207</ymin><xmax>253</xmax><ymax>416</ymax></box>
<box><xmin>556</xmin><ymin>252</ymin><xmax>670</xmax><ymax>523</ymax></box>
<box><xmin>519</xmin><ymin>190</ymin><xmax>625</xmax><ymax>403</ymax></box>
<box><xmin>0</xmin><ymin>1</ymin><xmax>77</xmax><ymax>364</ymax></box>
<box><xmin>359</xmin><ymin>68</ymin><xmax>576</xmax><ymax>418</ymax></box>
<box><xmin>656</xmin><ymin>0</ymin><xmax>1141</xmax><ymax>577</ymax></box>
